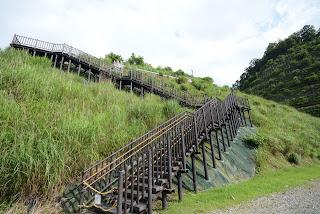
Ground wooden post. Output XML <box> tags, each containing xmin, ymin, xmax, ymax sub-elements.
<box><xmin>228</xmin><ymin>122</ymin><xmax>234</xmax><ymax>141</ymax></box>
<box><xmin>209</xmin><ymin>132</ymin><xmax>216</xmax><ymax>168</ymax></box>
<box><xmin>67</xmin><ymin>59</ymin><xmax>71</xmax><ymax>73</ymax></box>
<box><xmin>248</xmin><ymin>110</ymin><xmax>253</xmax><ymax>127</ymax></box>
<box><xmin>242</xmin><ymin>110</ymin><xmax>247</xmax><ymax>126</ymax></box>
<box><xmin>117</xmin><ymin>170</ymin><xmax>124</xmax><ymax>214</ymax></box>
<box><xmin>54</xmin><ymin>55</ymin><xmax>58</xmax><ymax>68</ymax></box>
<box><xmin>167</xmin><ymin>134</ymin><xmax>173</xmax><ymax>189</ymax></box>
<box><xmin>191</xmin><ymin>153</ymin><xmax>198</xmax><ymax>193</ymax></box>
<box><xmin>78</xmin><ymin>63</ymin><xmax>81</xmax><ymax>76</ymax></box>
<box><xmin>202</xmin><ymin>108</ymin><xmax>208</xmax><ymax>137</ymax></box>
<box><xmin>148</xmin><ymin>150</ymin><xmax>153</xmax><ymax>213</ymax></box>
<box><xmin>162</xmin><ymin>191</ymin><xmax>168</xmax><ymax>210</ymax></box>
<box><xmin>152</xmin><ymin>77</ymin><xmax>154</xmax><ymax>93</ymax></box>
<box><xmin>177</xmin><ymin>171</ymin><xmax>183</xmax><ymax>201</ymax></box>
<box><xmin>141</xmin><ymin>87</ymin><xmax>144</xmax><ymax>97</ymax></box>
<box><xmin>224</xmin><ymin>125</ymin><xmax>231</xmax><ymax>147</ymax></box>
<box><xmin>239</xmin><ymin>110</ymin><xmax>244</xmax><ymax>126</ymax></box>
<box><xmin>193</xmin><ymin>116</ymin><xmax>199</xmax><ymax>153</ymax></box>
<box><xmin>201</xmin><ymin>142</ymin><xmax>209</xmax><ymax>180</ymax></box>
<box><xmin>60</xmin><ymin>56</ymin><xmax>64</xmax><ymax>71</ymax></box>
<box><xmin>180</xmin><ymin>125</ymin><xmax>187</xmax><ymax>170</ymax></box>
<box><xmin>220</xmin><ymin>128</ymin><xmax>227</xmax><ymax>152</ymax></box>
<box><xmin>88</xmin><ymin>69</ymin><xmax>91</xmax><ymax>83</ymax></box>
<box><xmin>79</xmin><ymin>170</ymin><xmax>86</xmax><ymax>208</ymax></box>
<box><xmin>215</xmin><ymin>130</ymin><xmax>222</xmax><ymax>160</ymax></box>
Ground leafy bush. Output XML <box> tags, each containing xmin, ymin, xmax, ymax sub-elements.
<box><xmin>287</xmin><ymin>152</ymin><xmax>300</xmax><ymax>165</ymax></box>
<box><xmin>176</xmin><ymin>76</ymin><xmax>188</xmax><ymax>84</ymax></box>
<box><xmin>244</xmin><ymin>133</ymin><xmax>267</xmax><ymax>148</ymax></box>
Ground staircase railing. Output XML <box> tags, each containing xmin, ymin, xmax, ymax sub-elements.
<box><xmin>10</xmin><ymin>34</ymin><xmax>252</xmax><ymax>213</ymax></box>
<box><xmin>79</xmin><ymin>93</ymin><xmax>249</xmax><ymax>212</ymax></box>
<box><xmin>11</xmin><ymin>34</ymin><xmax>212</xmax><ymax>108</ymax></box>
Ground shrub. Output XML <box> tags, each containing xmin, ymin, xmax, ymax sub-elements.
<box><xmin>244</xmin><ymin>133</ymin><xmax>267</xmax><ymax>149</ymax></box>
<box><xmin>176</xmin><ymin>76</ymin><xmax>188</xmax><ymax>84</ymax></box>
<box><xmin>287</xmin><ymin>152</ymin><xmax>300</xmax><ymax>165</ymax></box>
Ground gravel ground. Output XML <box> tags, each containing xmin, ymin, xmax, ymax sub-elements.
<box><xmin>211</xmin><ymin>179</ymin><xmax>320</xmax><ymax>214</ymax></box>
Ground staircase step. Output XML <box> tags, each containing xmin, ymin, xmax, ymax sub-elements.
<box><xmin>133</xmin><ymin>175</ymin><xmax>168</xmax><ymax>186</ymax></box>
<box><xmin>131</xmin><ymin>182</ymin><xmax>164</xmax><ymax>193</ymax></box>
<box><xmin>153</xmin><ymin>165</ymin><xmax>180</xmax><ymax>172</ymax></box>
<box><xmin>125</xmin><ymin>189</ymin><xmax>146</xmax><ymax>200</ymax></box>
<box><xmin>122</xmin><ymin>199</ymin><xmax>147</xmax><ymax>213</ymax></box>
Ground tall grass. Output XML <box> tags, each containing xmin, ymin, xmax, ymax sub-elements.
<box><xmin>235</xmin><ymin>91</ymin><xmax>320</xmax><ymax>172</ymax></box>
<box><xmin>0</xmin><ymin>48</ymin><xmax>187</xmax><ymax>203</ymax></box>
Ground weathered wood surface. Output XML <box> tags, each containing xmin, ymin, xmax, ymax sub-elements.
<box><xmin>10</xmin><ymin>34</ymin><xmax>252</xmax><ymax>214</ymax></box>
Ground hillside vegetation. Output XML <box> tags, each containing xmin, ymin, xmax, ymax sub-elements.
<box><xmin>0</xmin><ymin>47</ymin><xmax>319</xmax><ymax>212</ymax></box>
<box><xmin>233</xmin><ymin>25</ymin><xmax>320</xmax><ymax>117</ymax></box>
<box><xmin>234</xmin><ymin>91</ymin><xmax>320</xmax><ymax>172</ymax></box>
<box><xmin>105</xmin><ymin>48</ymin><xmax>230</xmax><ymax>98</ymax></box>
<box><xmin>0</xmin><ymin>48</ymin><xmax>188</xmax><ymax>204</ymax></box>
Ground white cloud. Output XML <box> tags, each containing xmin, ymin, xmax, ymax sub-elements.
<box><xmin>0</xmin><ymin>0</ymin><xmax>319</xmax><ymax>86</ymax></box>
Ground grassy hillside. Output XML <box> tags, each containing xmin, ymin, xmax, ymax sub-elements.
<box><xmin>0</xmin><ymin>48</ymin><xmax>319</xmax><ymax>213</ymax></box>
<box><xmin>234</xmin><ymin>25</ymin><xmax>320</xmax><ymax>117</ymax></box>
<box><xmin>0</xmin><ymin>48</ymin><xmax>188</xmax><ymax>204</ymax></box>
<box><xmin>234</xmin><ymin>91</ymin><xmax>320</xmax><ymax>172</ymax></box>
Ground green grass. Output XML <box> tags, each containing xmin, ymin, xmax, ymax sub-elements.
<box><xmin>234</xmin><ymin>91</ymin><xmax>320</xmax><ymax>172</ymax></box>
<box><xmin>156</xmin><ymin>164</ymin><xmax>320</xmax><ymax>214</ymax></box>
<box><xmin>0</xmin><ymin>48</ymin><xmax>189</xmax><ymax>204</ymax></box>
<box><xmin>1</xmin><ymin>47</ymin><xmax>320</xmax><ymax>212</ymax></box>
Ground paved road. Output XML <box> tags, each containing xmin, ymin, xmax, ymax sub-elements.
<box><xmin>211</xmin><ymin>179</ymin><xmax>320</xmax><ymax>214</ymax></box>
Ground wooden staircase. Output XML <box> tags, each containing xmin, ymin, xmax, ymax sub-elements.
<box><xmin>10</xmin><ymin>34</ymin><xmax>253</xmax><ymax>214</ymax></box>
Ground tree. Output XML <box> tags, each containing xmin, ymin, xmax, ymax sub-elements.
<box><xmin>105</xmin><ymin>52</ymin><xmax>123</xmax><ymax>63</ymax></box>
<box><xmin>299</xmin><ymin>25</ymin><xmax>316</xmax><ymax>42</ymax></box>
<box><xmin>175</xmin><ymin>69</ymin><xmax>185</xmax><ymax>76</ymax></box>
<box><xmin>127</xmin><ymin>53</ymin><xmax>144</xmax><ymax>65</ymax></box>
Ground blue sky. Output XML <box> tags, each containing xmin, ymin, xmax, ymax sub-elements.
<box><xmin>1</xmin><ymin>0</ymin><xmax>320</xmax><ymax>86</ymax></box>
